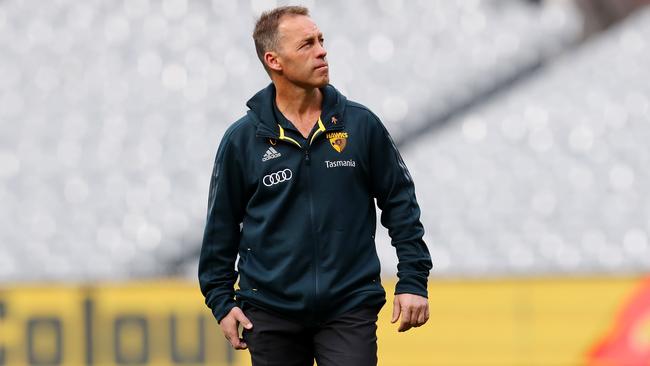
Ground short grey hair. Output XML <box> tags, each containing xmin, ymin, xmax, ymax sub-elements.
<box><xmin>252</xmin><ymin>6</ymin><xmax>310</xmax><ymax>73</ymax></box>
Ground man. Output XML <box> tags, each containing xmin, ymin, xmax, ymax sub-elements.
<box><xmin>199</xmin><ymin>6</ymin><xmax>432</xmax><ymax>366</ymax></box>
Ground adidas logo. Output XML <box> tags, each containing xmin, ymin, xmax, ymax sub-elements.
<box><xmin>262</xmin><ymin>147</ymin><xmax>281</xmax><ymax>162</ymax></box>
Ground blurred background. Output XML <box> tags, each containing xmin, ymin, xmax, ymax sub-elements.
<box><xmin>1</xmin><ymin>0</ymin><xmax>649</xmax><ymax>365</ymax></box>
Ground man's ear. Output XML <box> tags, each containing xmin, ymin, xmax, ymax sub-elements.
<box><xmin>264</xmin><ymin>51</ymin><xmax>283</xmax><ymax>73</ymax></box>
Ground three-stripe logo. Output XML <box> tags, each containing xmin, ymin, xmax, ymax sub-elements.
<box><xmin>262</xmin><ymin>147</ymin><xmax>281</xmax><ymax>162</ymax></box>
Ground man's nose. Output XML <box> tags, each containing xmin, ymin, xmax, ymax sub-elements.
<box><xmin>316</xmin><ymin>43</ymin><xmax>327</xmax><ymax>59</ymax></box>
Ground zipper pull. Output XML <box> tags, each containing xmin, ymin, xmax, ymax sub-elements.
<box><xmin>305</xmin><ymin>149</ymin><xmax>311</xmax><ymax>165</ymax></box>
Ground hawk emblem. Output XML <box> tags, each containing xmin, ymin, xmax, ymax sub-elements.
<box><xmin>326</xmin><ymin>131</ymin><xmax>348</xmax><ymax>153</ymax></box>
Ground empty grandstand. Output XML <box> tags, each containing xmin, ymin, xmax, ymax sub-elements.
<box><xmin>0</xmin><ymin>0</ymin><xmax>585</xmax><ymax>281</ymax></box>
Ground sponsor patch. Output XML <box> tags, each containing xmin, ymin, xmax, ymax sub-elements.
<box><xmin>262</xmin><ymin>168</ymin><xmax>292</xmax><ymax>186</ymax></box>
<box><xmin>325</xmin><ymin>159</ymin><xmax>356</xmax><ymax>168</ymax></box>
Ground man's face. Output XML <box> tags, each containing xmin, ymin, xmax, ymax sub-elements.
<box><xmin>272</xmin><ymin>15</ymin><xmax>329</xmax><ymax>88</ymax></box>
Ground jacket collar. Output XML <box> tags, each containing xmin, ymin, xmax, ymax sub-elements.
<box><xmin>248</xmin><ymin>83</ymin><xmax>347</xmax><ymax>138</ymax></box>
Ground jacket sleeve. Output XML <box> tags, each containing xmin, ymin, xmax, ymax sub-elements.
<box><xmin>367</xmin><ymin>113</ymin><xmax>433</xmax><ymax>298</ymax></box>
<box><xmin>198</xmin><ymin>125</ymin><xmax>247</xmax><ymax>323</ymax></box>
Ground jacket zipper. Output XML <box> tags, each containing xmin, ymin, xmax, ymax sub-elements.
<box><xmin>304</xmin><ymin>118</ymin><xmax>329</xmax><ymax>319</ymax></box>
<box><xmin>256</xmin><ymin>128</ymin><xmax>320</xmax><ymax>318</ymax></box>
<box><xmin>304</xmin><ymin>146</ymin><xmax>318</xmax><ymax>319</ymax></box>
<box><xmin>257</xmin><ymin>119</ymin><xmax>345</xmax><ymax>321</ymax></box>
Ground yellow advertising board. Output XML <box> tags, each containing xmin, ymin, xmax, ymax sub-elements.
<box><xmin>0</xmin><ymin>282</ymin><xmax>231</xmax><ymax>366</ymax></box>
<box><xmin>0</xmin><ymin>277</ymin><xmax>648</xmax><ymax>365</ymax></box>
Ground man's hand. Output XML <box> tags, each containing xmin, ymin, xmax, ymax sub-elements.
<box><xmin>220</xmin><ymin>306</ymin><xmax>253</xmax><ymax>350</ymax></box>
<box><xmin>391</xmin><ymin>293</ymin><xmax>429</xmax><ymax>332</ymax></box>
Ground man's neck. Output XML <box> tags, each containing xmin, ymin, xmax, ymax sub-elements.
<box><xmin>274</xmin><ymin>79</ymin><xmax>323</xmax><ymax>124</ymax></box>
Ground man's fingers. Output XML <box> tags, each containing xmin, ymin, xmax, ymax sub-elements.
<box><xmin>409</xmin><ymin>307</ymin><xmax>421</xmax><ymax>327</ymax></box>
<box><xmin>225</xmin><ymin>335</ymin><xmax>248</xmax><ymax>350</ymax></box>
<box><xmin>393</xmin><ymin>294</ymin><xmax>430</xmax><ymax>332</ymax></box>
<box><xmin>410</xmin><ymin>306</ymin><xmax>422</xmax><ymax>328</ymax></box>
<box><xmin>219</xmin><ymin>307</ymin><xmax>251</xmax><ymax>350</ymax></box>
<box><xmin>234</xmin><ymin>338</ymin><xmax>248</xmax><ymax>350</ymax></box>
<box><xmin>416</xmin><ymin>306</ymin><xmax>427</xmax><ymax>326</ymax></box>
<box><xmin>224</xmin><ymin>325</ymin><xmax>240</xmax><ymax>346</ymax></box>
<box><xmin>235</xmin><ymin>311</ymin><xmax>253</xmax><ymax>329</ymax></box>
<box><xmin>224</xmin><ymin>329</ymin><xmax>248</xmax><ymax>350</ymax></box>
<box><xmin>398</xmin><ymin>306</ymin><xmax>412</xmax><ymax>332</ymax></box>
<box><xmin>398</xmin><ymin>322</ymin><xmax>413</xmax><ymax>332</ymax></box>
<box><xmin>391</xmin><ymin>297</ymin><xmax>401</xmax><ymax>323</ymax></box>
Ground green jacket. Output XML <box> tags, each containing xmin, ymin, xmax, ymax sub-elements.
<box><xmin>199</xmin><ymin>83</ymin><xmax>432</xmax><ymax>325</ymax></box>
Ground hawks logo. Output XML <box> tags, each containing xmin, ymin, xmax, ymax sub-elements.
<box><xmin>326</xmin><ymin>131</ymin><xmax>348</xmax><ymax>153</ymax></box>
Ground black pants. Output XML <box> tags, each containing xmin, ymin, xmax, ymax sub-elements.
<box><xmin>241</xmin><ymin>305</ymin><xmax>380</xmax><ymax>366</ymax></box>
